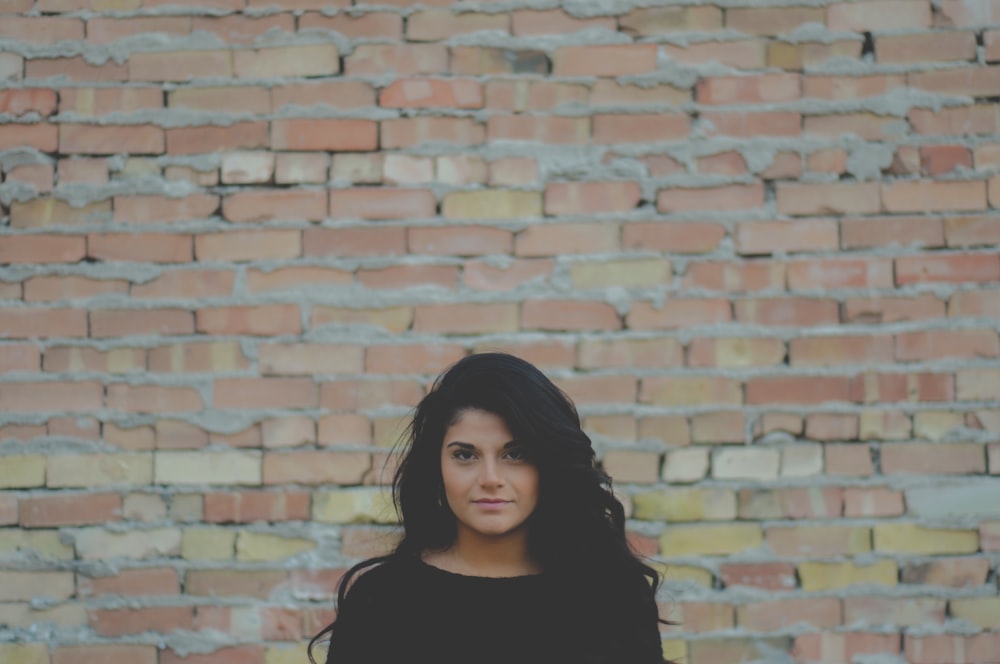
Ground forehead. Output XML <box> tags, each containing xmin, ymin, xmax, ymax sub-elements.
<box><xmin>443</xmin><ymin>409</ymin><xmax>513</xmax><ymax>444</ymax></box>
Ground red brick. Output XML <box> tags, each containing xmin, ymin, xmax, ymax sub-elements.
<box><xmin>829</xmin><ymin>0</ymin><xmax>931</xmax><ymax>29</ymax></box>
<box><xmin>169</xmin><ymin>86</ymin><xmax>270</xmax><ymax>114</ymax></box>
<box><xmin>552</xmin><ymin>44</ymin><xmax>657</xmax><ymax>76</ymax></box>
<box><xmin>160</xmin><ymin>646</ymin><xmax>264</xmax><ymax>664</ymax></box>
<box><xmin>884</xmin><ymin>179</ymin><xmax>987</xmax><ymax>213</ymax></box>
<box><xmin>788</xmin><ymin>258</ymin><xmax>894</xmax><ymax>289</ymax></box>
<box><xmin>778</xmin><ymin>182</ymin><xmax>880</xmax><ymax>216</ymax></box>
<box><xmin>113</xmin><ymin>194</ymin><xmax>218</xmax><ymax>224</ymax></box>
<box><xmin>204</xmin><ymin>490</ymin><xmax>310</xmax><ymax>523</ymax></box>
<box><xmin>521</xmin><ymin>300</ymin><xmax>619</xmax><ymax>332</ymax></box>
<box><xmin>0</xmin><ymin>344</ymin><xmax>39</xmax><ymax>373</ymax></box>
<box><xmin>272</xmin><ymin>80</ymin><xmax>375</xmax><ymax>111</ymax></box>
<box><xmin>0</xmin><ymin>235</ymin><xmax>85</xmax><ymax>264</ymax></box>
<box><xmin>945</xmin><ymin>215</ymin><xmax>1000</xmax><ymax>246</ymax></box>
<box><xmin>845</xmin><ymin>295</ymin><xmax>946</xmax><ymax>323</ymax></box>
<box><xmin>106</xmin><ymin>385</ymin><xmax>203</xmax><ymax>413</ymax></box>
<box><xmin>380</xmin><ymin>78</ymin><xmax>482</xmax><ymax>108</ymax></box>
<box><xmin>737</xmin><ymin>598</ymin><xmax>842</xmax><ymax>631</ymax></box>
<box><xmin>736</xmin><ymin>219</ymin><xmax>839</xmax><ymax>255</ymax></box>
<box><xmin>663</xmin><ymin>40</ymin><xmax>765</xmax><ymax>69</ymax></box>
<box><xmin>87</xmin><ymin>16</ymin><xmax>191</xmax><ymax>43</ymax></box>
<box><xmin>897</xmin><ymin>329</ymin><xmax>999</xmax><ymax>361</ymax></box>
<box><xmin>791</xmin><ymin>335</ymin><xmax>895</xmax><ymax>367</ymax></box>
<box><xmin>623</xmin><ymin>222</ymin><xmax>726</xmax><ymax>254</ymax></box>
<box><xmin>912</xmin><ymin>106</ymin><xmax>1000</xmax><ymax>137</ymax></box>
<box><xmin>129</xmin><ymin>50</ymin><xmax>232</xmax><ymax>81</ymax></box>
<box><xmin>735</xmin><ymin>298</ymin><xmax>839</xmax><ymax>326</ymax></box>
<box><xmin>20</xmin><ymin>493</ymin><xmax>121</xmax><ymax>527</ymax></box>
<box><xmin>166</xmin><ymin>122</ymin><xmax>268</xmax><ymax>154</ymax></box>
<box><xmin>0</xmin><ymin>123</ymin><xmax>56</xmax><ymax>151</ymax></box>
<box><xmin>878</xmin><ymin>30</ymin><xmax>977</xmax><ymax>64</ymax></box>
<box><xmin>626</xmin><ymin>300</ymin><xmax>731</xmax><ymax>330</ymax></box>
<box><xmin>593</xmin><ymin>113</ymin><xmax>689</xmax><ymax>143</ymax></box>
<box><xmin>0</xmin><ymin>88</ymin><xmax>57</xmax><ymax>116</ymax></box>
<box><xmin>345</xmin><ymin>44</ymin><xmax>448</xmax><ymax>75</ymax></box>
<box><xmin>905</xmin><ymin>633</ymin><xmax>1000</xmax><ymax>664</ymax></box>
<box><xmin>727</xmin><ymin>6</ymin><xmax>825</xmax><ymax>34</ymax></box>
<box><xmin>849</xmin><ymin>372</ymin><xmax>954</xmax><ymax>403</ymax></box>
<box><xmin>78</xmin><ymin>567</ymin><xmax>179</xmax><ymax>597</ymax></box>
<box><xmin>0</xmin><ymin>16</ymin><xmax>83</xmax><ymax>42</ymax></box>
<box><xmin>512</xmin><ymin>9</ymin><xmax>615</xmax><ymax>35</ymax></box>
<box><xmin>87</xmin><ymin>233</ymin><xmax>192</xmax><ymax>263</ymax></box>
<box><xmin>381</xmin><ymin>117</ymin><xmax>484</xmax><ymax>148</ymax></box>
<box><xmin>703</xmin><ymin>111</ymin><xmax>801</xmax><ymax>137</ymax></box>
<box><xmin>89</xmin><ymin>606</ymin><xmax>194</xmax><ymax>637</ymax></box>
<box><xmin>196</xmin><ymin>305</ymin><xmax>301</xmax><ymax>336</ymax></box>
<box><xmin>720</xmin><ymin>562</ymin><xmax>797</xmax><ymax>590</ymax></box>
<box><xmin>90</xmin><ymin>309</ymin><xmax>194</xmax><ymax>338</ymax></box>
<box><xmin>901</xmin><ymin>556</ymin><xmax>990</xmax><ymax>587</ymax></box>
<box><xmin>26</xmin><ymin>56</ymin><xmax>127</xmax><ymax>82</ymax></box>
<box><xmin>450</xmin><ymin>47</ymin><xmax>550</xmax><ymax>76</ymax></box>
<box><xmin>826</xmin><ymin>443</ymin><xmax>874</xmax><ymax>477</ymax></box>
<box><xmin>897</xmin><ymin>254</ymin><xmax>1000</xmax><ymax>284</ymax></box>
<box><xmin>59</xmin><ymin>124</ymin><xmax>163</xmax><ymax>154</ymax></box>
<box><xmin>794</xmin><ymin>633</ymin><xmax>901</xmax><ymax>663</ymax></box>
<box><xmin>303</xmin><ymin>227</ymin><xmax>405</xmax><ymax>258</ymax></box>
<box><xmin>949</xmin><ymin>290</ymin><xmax>1000</xmax><ymax>317</ymax></box>
<box><xmin>882</xmin><ymin>442</ymin><xmax>985</xmax><ymax>474</ymax></box>
<box><xmin>747</xmin><ymin>376</ymin><xmax>852</xmax><ymax>405</ymax></box>
<box><xmin>195</xmin><ymin>230</ymin><xmax>301</xmax><ymax>262</ymax></box>
<box><xmin>803</xmin><ymin>74</ymin><xmax>907</xmax><ymax>99</ymax></box>
<box><xmin>329</xmin><ymin>188</ymin><xmax>436</xmax><ymax>220</ymax></box>
<box><xmin>515</xmin><ymin>223</ymin><xmax>618</xmax><ymax>256</ymax></box>
<box><xmin>697</xmin><ymin>151</ymin><xmax>749</xmax><ymax>175</ymax></box>
<box><xmin>407</xmin><ymin>9</ymin><xmax>508</xmax><ymax>40</ymax></box>
<box><xmin>805</xmin><ymin>112</ymin><xmax>903</xmax><ymax>140</ymax></box>
<box><xmin>214</xmin><ymin>378</ymin><xmax>317</xmax><ymax>410</ymax></box>
<box><xmin>909</xmin><ymin>66</ymin><xmax>1000</xmax><ymax>97</ymax></box>
<box><xmin>841</xmin><ymin>215</ymin><xmax>944</xmax><ymax>249</ymax></box>
<box><xmin>544</xmin><ymin>181</ymin><xmax>641</xmax><ymax>215</ymax></box>
<box><xmin>576</xmin><ymin>339</ymin><xmax>683</xmax><ymax>370</ymax></box>
<box><xmin>659</xmin><ymin>184</ymin><xmax>764</xmax><ymax>212</ymax></box>
<box><xmin>697</xmin><ymin>73</ymin><xmax>800</xmax><ymax>104</ymax></box>
<box><xmin>0</xmin><ymin>308</ymin><xmax>88</xmax><ymax>338</ymax></box>
<box><xmin>409</xmin><ymin>303</ymin><xmax>516</xmax><ymax>334</ymax></box>
<box><xmin>844</xmin><ymin>487</ymin><xmax>905</xmax><ymax>517</ymax></box>
<box><xmin>408</xmin><ymin>226</ymin><xmax>512</xmax><ymax>256</ymax></box>
<box><xmin>683</xmin><ymin>261</ymin><xmax>785</xmax><ymax>292</ymax></box>
<box><xmin>222</xmin><ymin>190</ymin><xmax>326</xmax><ymax>223</ymax></box>
<box><xmin>319</xmin><ymin>379</ymin><xmax>423</xmax><ymax>411</ymax></box>
<box><xmin>488</xmin><ymin>115</ymin><xmax>589</xmax><ymax>144</ymax></box>
<box><xmin>462</xmin><ymin>258</ymin><xmax>553</xmax><ymax>291</ymax></box>
<box><xmin>131</xmin><ymin>270</ymin><xmax>235</xmax><ymax>299</ymax></box>
<box><xmin>299</xmin><ymin>11</ymin><xmax>403</xmax><ymax>39</ymax></box>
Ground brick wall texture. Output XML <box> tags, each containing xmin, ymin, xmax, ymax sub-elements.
<box><xmin>1</xmin><ymin>0</ymin><xmax>1000</xmax><ymax>662</ymax></box>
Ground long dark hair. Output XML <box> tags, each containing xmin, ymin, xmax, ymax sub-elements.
<box><xmin>309</xmin><ymin>352</ymin><xmax>666</xmax><ymax>662</ymax></box>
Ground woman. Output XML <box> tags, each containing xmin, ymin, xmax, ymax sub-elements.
<box><xmin>309</xmin><ymin>352</ymin><xmax>666</xmax><ymax>664</ymax></box>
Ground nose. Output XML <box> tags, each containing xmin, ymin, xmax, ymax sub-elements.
<box><xmin>479</xmin><ymin>458</ymin><xmax>503</xmax><ymax>487</ymax></box>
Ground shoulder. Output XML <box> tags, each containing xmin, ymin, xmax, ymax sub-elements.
<box><xmin>341</xmin><ymin>555</ymin><xmax>420</xmax><ymax>602</ymax></box>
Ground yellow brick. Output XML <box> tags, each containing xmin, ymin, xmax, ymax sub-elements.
<box><xmin>0</xmin><ymin>643</ymin><xmax>49</xmax><ymax>664</ymax></box>
<box><xmin>0</xmin><ymin>603</ymin><xmax>86</xmax><ymax>628</ymax></box>
<box><xmin>372</xmin><ymin>415</ymin><xmax>409</xmax><ymax>448</ymax></box>
<box><xmin>313</xmin><ymin>489</ymin><xmax>397</xmax><ymax>524</ymax></box>
<box><xmin>181</xmin><ymin>527</ymin><xmax>235</xmax><ymax>560</ymax></box>
<box><xmin>74</xmin><ymin>527</ymin><xmax>181</xmax><ymax>560</ymax></box>
<box><xmin>442</xmin><ymin>190</ymin><xmax>542</xmax><ymax>219</ymax></box>
<box><xmin>570</xmin><ymin>258</ymin><xmax>671</xmax><ymax>288</ymax></box>
<box><xmin>0</xmin><ymin>570</ymin><xmax>74</xmax><ymax>602</ymax></box>
<box><xmin>0</xmin><ymin>455</ymin><xmax>45</xmax><ymax>488</ymax></box>
<box><xmin>950</xmin><ymin>598</ymin><xmax>1000</xmax><ymax>629</ymax></box>
<box><xmin>798</xmin><ymin>560</ymin><xmax>898</xmax><ymax>591</ymax></box>
<box><xmin>874</xmin><ymin>523</ymin><xmax>979</xmax><ymax>554</ymax></box>
<box><xmin>660</xmin><ymin>523</ymin><xmax>762</xmax><ymax>556</ymax></box>
<box><xmin>169</xmin><ymin>493</ymin><xmax>204</xmax><ymax>521</ymax></box>
<box><xmin>311</xmin><ymin>305</ymin><xmax>414</xmax><ymax>334</ymax></box>
<box><xmin>660</xmin><ymin>639</ymin><xmax>688</xmax><ymax>662</ymax></box>
<box><xmin>236</xmin><ymin>532</ymin><xmax>316</xmax><ymax>561</ymax></box>
<box><xmin>913</xmin><ymin>411</ymin><xmax>964</xmax><ymax>441</ymax></box>
<box><xmin>660</xmin><ymin>564</ymin><xmax>714</xmax><ymax>587</ymax></box>
<box><xmin>633</xmin><ymin>488</ymin><xmax>736</xmax><ymax>522</ymax></box>
<box><xmin>0</xmin><ymin>531</ymin><xmax>74</xmax><ymax>560</ymax></box>
<box><xmin>266</xmin><ymin>644</ymin><xmax>310</xmax><ymax>664</ymax></box>
<box><xmin>662</xmin><ymin>447</ymin><xmax>709</xmax><ymax>483</ymax></box>
<box><xmin>47</xmin><ymin>454</ymin><xmax>152</xmax><ymax>487</ymax></box>
<box><xmin>154</xmin><ymin>451</ymin><xmax>261</xmax><ymax>485</ymax></box>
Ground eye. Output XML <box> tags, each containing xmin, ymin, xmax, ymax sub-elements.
<box><xmin>505</xmin><ymin>447</ymin><xmax>529</xmax><ymax>461</ymax></box>
<box><xmin>451</xmin><ymin>449</ymin><xmax>475</xmax><ymax>461</ymax></box>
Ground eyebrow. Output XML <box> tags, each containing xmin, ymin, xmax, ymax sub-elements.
<box><xmin>445</xmin><ymin>440</ymin><xmax>519</xmax><ymax>450</ymax></box>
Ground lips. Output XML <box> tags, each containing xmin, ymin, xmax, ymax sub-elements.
<box><xmin>474</xmin><ymin>499</ymin><xmax>509</xmax><ymax>504</ymax></box>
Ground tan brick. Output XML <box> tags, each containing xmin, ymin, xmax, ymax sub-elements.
<box><xmin>0</xmin><ymin>455</ymin><xmax>46</xmax><ymax>488</ymax></box>
<box><xmin>236</xmin><ymin>532</ymin><xmax>316</xmax><ymax>561</ymax></box>
<box><xmin>442</xmin><ymin>190</ymin><xmax>542</xmax><ymax>219</ymax></box>
<box><xmin>154</xmin><ymin>451</ymin><xmax>262</xmax><ymax>485</ymax></box>
<box><xmin>633</xmin><ymin>488</ymin><xmax>736</xmax><ymax>522</ymax></box>
<box><xmin>47</xmin><ymin>454</ymin><xmax>152</xmax><ymax>487</ymax></box>
<box><xmin>659</xmin><ymin>524</ymin><xmax>763</xmax><ymax>556</ymax></box>
<box><xmin>874</xmin><ymin>523</ymin><xmax>978</xmax><ymax>554</ymax></box>
<box><xmin>799</xmin><ymin>560</ymin><xmax>899</xmax><ymax>591</ymax></box>
<box><xmin>713</xmin><ymin>448</ymin><xmax>779</xmax><ymax>480</ymax></box>
<box><xmin>0</xmin><ymin>644</ymin><xmax>49</xmax><ymax>664</ymax></box>
<box><xmin>570</xmin><ymin>258</ymin><xmax>670</xmax><ymax>288</ymax></box>
<box><xmin>181</xmin><ymin>527</ymin><xmax>235</xmax><ymax>560</ymax></box>
<box><xmin>950</xmin><ymin>598</ymin><xmax>1000</xmax><ymax>629</ymax></box>
<box><xmin>312</xmin><ymin>489</ymin><xmax>396</xmax><ymax>524</ymax></box>
<box><xmin>0</xmin><ymin>570</ymin><xmax>74</xmax><ymax>601</ymax></box>
<box><xmin>0</xmin><ymin>530</ymin><xmax>73</xmax><ymax>560</ymax></box>
<box><xmin>602</xmin><ymin>450</ymin><xmax>660</xmax><ymax>483</ymax></box>
<box><xmin>662</xmin><ymin>448</ymin><xmax>709</xmax><ymax>483</ymax></box>
<box><xmin>75</xmin><ymin>527</ymin><xmax>181</xmax><ymax>560</ymax></box>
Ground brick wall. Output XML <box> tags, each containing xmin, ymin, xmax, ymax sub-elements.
<box><xmin>1</xmin><ymin>0</ymin><xmax>999</xmax><ymax>662</ymax></box>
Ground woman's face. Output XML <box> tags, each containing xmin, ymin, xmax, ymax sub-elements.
<box><xmin>440</xmin><ymin>409</ymin><xmax>540</xmax><ymax>546</ymax></box>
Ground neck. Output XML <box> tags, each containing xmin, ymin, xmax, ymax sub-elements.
<box><xmin>434</xmin><ymin>528</ymin><xmax>540</xmax><ymax>577</ymax></box>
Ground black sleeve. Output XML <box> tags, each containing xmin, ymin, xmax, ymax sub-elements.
<box><xmin>324</xmin><ymin>570</ymin><xmax>383</xmax><ymax>664</ymax></box>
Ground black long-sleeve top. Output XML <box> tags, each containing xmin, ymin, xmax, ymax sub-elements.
<box><xmin>323</xmin><ymin>556</ymin><xmax>664</xmax><ymax>664</ymax></box>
